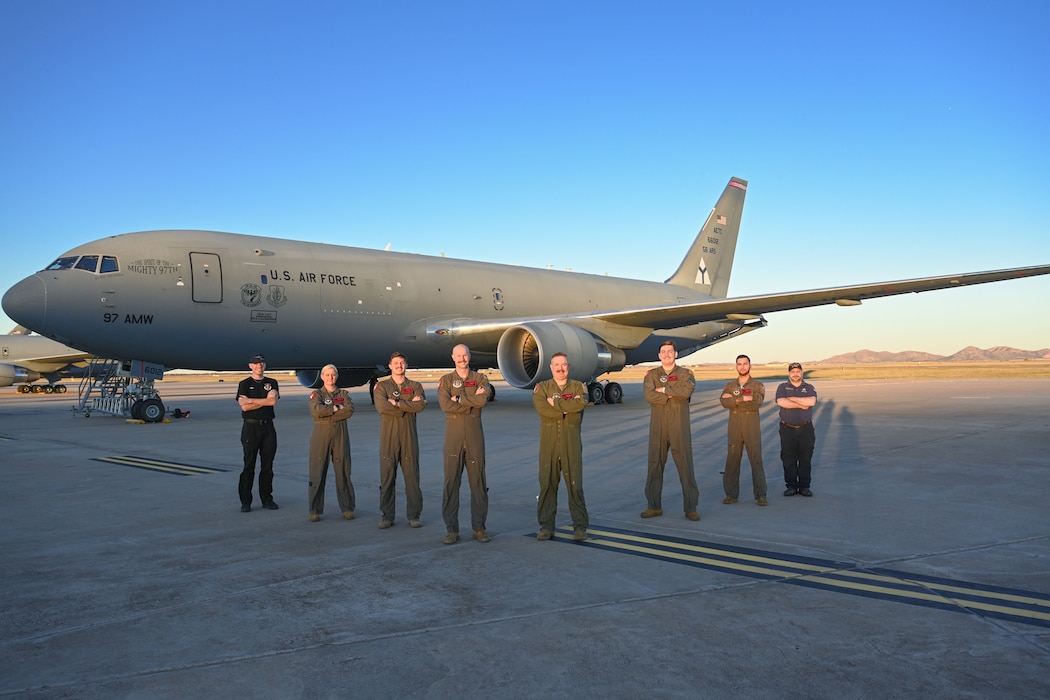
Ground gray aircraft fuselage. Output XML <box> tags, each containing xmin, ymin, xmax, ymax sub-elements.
<box><xmin>2</xmin><ymin>230</ymin><xmax>737</xmax><ymax>378</ymax></box>
<box><xmin>5</xmin><ymin>177</ymin><xmax>1049</xmax><ymax>393</ymax></box>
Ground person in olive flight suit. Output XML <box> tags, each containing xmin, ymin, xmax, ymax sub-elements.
<box><xmin>533</xmin><ymin>352</ymin><xmax>589</xmax><ymax>542</ymax></box>
<box><xmin>307</xmin><ymin>364</ymin><xmax>356</xmax><ymax>522</ymax></box>
<box><xmin>719</xmin><ymin>354</ymin><xmax>768</xmax><ymax>506</ymax></box>
<box><xmin>237</xmin><ymin>353</ymin><xmax>280</xmax><ymax>512</ymax></box>
<box><xmin>641</xmin><ymin>340</ymin><xmax>701</xmax><ymax>521</ymax></box>
<box><xmin>438</xmin><ymin>344</ymin><xmax>491</xmax><ymax>545</ymax></box>
<box><xmin>373</xmin><ymin>352</ymin><xmax>427</xmax><ymax>529</ymax></box>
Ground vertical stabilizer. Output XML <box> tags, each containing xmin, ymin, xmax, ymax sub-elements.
<box><xmin>664</xmin><ymin>177</ymin><xmax>747</xmax><ymax>298</ymax></box>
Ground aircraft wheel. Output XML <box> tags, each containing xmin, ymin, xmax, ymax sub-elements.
<box><xmin>605</xmin><ymin>382</ymin><xmax>623</xmax><ymax>404</ymax></box>
<box><xmin>43</xmin><ymin>385</ymin><xmax>55</xmax><ymax>394</ymax></box>
<box><xmin>57</xmin><ymin>385</ymin><xmax>68</xmax><ymax>393</ymax></box>
<box><xmin>140</xmin><ymin>398</ymin><xmax>165</xmax><ymax>423</ymax></box>
<box><xmin>31</xmin><ymin>384</ymin><xmax>43</xmax><ymax>393</ymax></box>
<box><xmin>368</xmin><ymin>377</ymin><xmax>377</xmax><ymax>405</ymax></box>
<box><xmin>487</xmin><ymin>383</ymin><xmax>496</xmax><ymax>402</ymax></box>
<box><xmin>18</xmin><ymin>385</ymin><xmax>31</xmax><ymax>394</ymax></box>
<box><xmin>587</xmin><ymin>382</ymin><xmax>605</xmax><ymax>405</ymax></box>
<box><xmin>130</xmin><ymin>400</ymin><xmax>144</xmax><ymax>420</ymax></box>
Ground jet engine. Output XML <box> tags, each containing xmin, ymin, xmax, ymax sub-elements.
<box><xmin>0</xmin><ymin>364</ymin><xmax>39</xmax><ymax>387</ymax></box>
<box><xmin>296</xmin><ymin>367</ymin><xmax>381</xmax><ymax>389</ymax></box>
<box><xmin>496</xmin><ymin>322</ymin><xmax>626</xmax><ymax>389</ymax></box>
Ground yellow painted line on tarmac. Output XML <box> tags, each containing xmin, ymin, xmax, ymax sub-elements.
<box><xmin>92</xmin><ymin>455</ymin><xmax>227</xmax><ymax>476</ymax></box>
<box><xmin>585</xmin><ymin>525</ymin><xmax>839</xmax><ymax>575</ymax></box>
<box><xmin>793</xmin><ymin>573</ymin><xmax>1050</xmax><ymax>622</ymax></box>
<box><xmin>546</xmin><ymin>525</ymin><xmax>1050</xmax><ymax>628</ymax></box>
<box><xmin>569</xmin><ymin>530</ymin><xmax>833</xmax><ymax>579</ymax></box>
<box><xmin>818</xmin><ymin>568</ymin><xmax>1050</xmax><ymax>611</ymax></box>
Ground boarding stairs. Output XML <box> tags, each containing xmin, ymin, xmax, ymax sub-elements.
<box><xmin>74</xmin><ymin>357</ymin><xmax>166</xmax><ymax>421</ymax></box>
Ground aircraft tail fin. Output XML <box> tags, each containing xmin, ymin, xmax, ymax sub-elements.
<box><xmin>664</xmin><ymin>177</ymin><xmax>748</xmax><ymax>298</ymax></box>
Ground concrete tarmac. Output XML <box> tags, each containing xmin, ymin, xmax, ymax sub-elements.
<box><xmin>1</xmin><ymin>377</ymin><xmax>1048</xmax><ymax>699</ymax></box>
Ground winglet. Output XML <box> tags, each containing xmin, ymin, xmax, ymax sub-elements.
<box><xmin>664</xmin><ymin>177</ymin><xmax>748</xmax><ymax>298</ymax></box>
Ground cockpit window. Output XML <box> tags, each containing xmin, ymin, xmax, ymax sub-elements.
<box><xmin>44</xmin><ymin>254</ymin><xmax>119</xmax><ymax>274</ymax></box>
<box><xmin>75</xmin><ymin>255</ymin><xmax>100</xmax><ymax>272</ymax></box>
<box><xmin>46</xmin><ymin>256</ymin><xmax>79</xmax><ymax>271</ymax></box>
<box><xmin>100</xmin><ymin>256</ymin><xmax>119</xmax><ymax>273</ymax></box>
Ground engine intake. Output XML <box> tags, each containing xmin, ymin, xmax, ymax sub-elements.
<box><xmin>496</xmin><ymin>322</ymin><xmax>626</xmax><ymax>389</ymax></box>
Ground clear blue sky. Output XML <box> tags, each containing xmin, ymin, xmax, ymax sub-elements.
<box><xmin>2</xmin><ymin>1</ymin><xmax>1048</xmax><ymax>364</ymax></box>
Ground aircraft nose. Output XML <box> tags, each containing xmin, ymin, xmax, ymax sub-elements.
<box><xmin>2</xmin><ymin>275</ymin><xmax>48</xmax><ymax>333</ymax></box>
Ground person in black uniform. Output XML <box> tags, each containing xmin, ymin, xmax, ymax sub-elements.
<box><xmin>776</xmin><ymin>362</ymin><xmax>818</xmax><ymax>497</ymax></box>
<box><xmin>237</xmin><ymin>354</ymin><xmax>280</xmax><ymax>512</ymax></box>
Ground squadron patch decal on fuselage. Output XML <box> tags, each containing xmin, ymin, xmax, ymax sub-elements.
<box><xmin>266</xmin><ymin>285</ymin><xmax>288</xmax><ymax>308</ymax></box>
<box><xmin>241</xmin><ymin>284</ymin><xmax>262</xmax><ymax>307</ymax></box>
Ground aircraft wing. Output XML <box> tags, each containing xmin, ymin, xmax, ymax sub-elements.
<box><xmin>13</xmin><ymin>351</ymin><xmax>92</xmax><ymax>367</ymax></box>
<box><xmin>1</xmin><ymin>335</ymin><xmax>93</xmax><ymax>373</ymax></box>
<box><xmin>442</xmin><ymin>264</ymin><xmax>1050</xmax><ymax>351</ymax></box>
<box><xmin>588</xmin><ymin>264</ymin><xmax>1050</xmax><ymax>330</ymax></box>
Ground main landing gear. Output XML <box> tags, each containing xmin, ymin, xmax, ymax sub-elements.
<box><xmin>18</xmin><ymin>383</ymin><xmax>68</xmax><ymax>394</ymax></box>
<box><xmin>586</xmin><ymin>380</ymin><xmax>623</xmax><ymax>405</ymax></box>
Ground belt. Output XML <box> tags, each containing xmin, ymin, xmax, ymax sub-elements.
<box><xmin>243</xmin><ymin>418</ymin><xmax>272</xmax><ymax>424</ymax></box>
<box><xmin>781</xmin><ymin>421</ymin><xmax>811</xmax><ymax>429</ymax></box>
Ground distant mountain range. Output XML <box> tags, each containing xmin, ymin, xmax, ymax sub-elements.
<box><xmin>819</xmin><ymin>346</ymin><xmax>1050</xmax><ymax>364</ymax></box>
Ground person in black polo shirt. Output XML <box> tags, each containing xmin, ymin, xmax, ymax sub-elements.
<box><xmin>237</xmin><ymin>353</ymin><xmax>280</xmax><ymax>512</ymax></box>
<box><xmin>775</xmin><ymin>362</ymin><xmax>818</xmax><ymax>497</ymax></box>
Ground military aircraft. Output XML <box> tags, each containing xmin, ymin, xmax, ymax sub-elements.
<box><xmin>0</xmin><ymin>327</ymin><xmax>92</xmax><ymax>393</ymax></box>
<box><xmin>4</xmin><ymin>177</ymin><xmax>1050</xmax><ymax>415</ymax></box>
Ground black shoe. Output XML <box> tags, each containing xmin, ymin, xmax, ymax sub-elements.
<box><xmin>784</xmin><ymin>488</ymin><xmax>798</xmax><ymax>497</ymax></box>
<box><xmin>240</xmin><ymin>504</ymin><xmax>251</xmax><ymax>512</ymax></box>
<box><xmin>262</xmin><ymin>501</ymin><xmax>279</xmax><ymax>510</ymax></box>
<box><xmin>799</xmin><ymin>488</ymin><xmax>813</xmax><ymax>497</ymax></box>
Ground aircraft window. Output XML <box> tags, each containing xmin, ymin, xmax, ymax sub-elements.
<box><xmin>75</xmin><ymin>255</ymin><xmax>100</xmax><ymax>272</ymax></box>
<box><xmin>46</xmin><ymin>256</ymin><xmax>79</xmax><ymax>271</ymax></box>
<box><xmin>100</xmin><ymin>256</ymin><xmax>119</xmax><ymax>273</ymax></box>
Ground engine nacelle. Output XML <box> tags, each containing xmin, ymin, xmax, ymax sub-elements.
<box><xmin>296</xmin><ymin>367</ymin><xmax>380</xmax><ymax>390</ymax></box>
<box><xmin>496</xmin><ymin>322</ymin><xmax>626</xmax><ymax>389</ymax></box>
<box><xmin>0</xmin><ymin>364</ymin><xmax>39</xmax><ymax>387</ymax></box>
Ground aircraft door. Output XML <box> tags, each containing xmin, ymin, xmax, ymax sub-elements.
<box><xmin>190</xmin><ymin>253</ymin><xmax>223</xmax><ymax>303</ymax></box>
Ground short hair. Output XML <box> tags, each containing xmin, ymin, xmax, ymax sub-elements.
<box><xmin>551</xmin><ymin>352</ymin><xmax>568</xmax><ymax>362</ymax></box>
<box><xmin>660</xmin><ymin>340</ymin><xmax>677</xmax><ymax>351</ymax></box>
<box><xmin>389</xmin><ymin>351</ymin><xmax>406</xmax><ymax>362</ymax></box>
<box><xmin>321</xmin><ymin>364</ymin><xmax>338</xmax><ymax>376</ymax></box>
<box><xmin>736</xmin><ymin>354</ymin><xmax>751</xmax><ymax>363</ymax></box>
